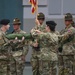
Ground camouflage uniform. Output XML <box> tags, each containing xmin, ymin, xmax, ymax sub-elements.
<box><xmin>58</xmin><ymin>13</ymin><xmax>75</xmax><ymax>75</ymax></box>
<box><xmin>0</xmin><ymin>19</ymin><xmax>11</xmax><ymax>75</ymax></box>
<box><xmin>30</xmin><ymin>12</ymin><xmax>46</xmax><ymax>75</ymax></box>
<box><xmin>38</xmin><ymin>32</ymin><xmax>58</xmax><ymax>75</ymax></box>
<box><xmin>36</xmin><ymin>21</ymin><xmax>59</xmax><ymax>75</ymax></box>
<box><xmin>10</xmin><ymin>18</ymin><xmax>29</xmax><ymax>75</ymax></box>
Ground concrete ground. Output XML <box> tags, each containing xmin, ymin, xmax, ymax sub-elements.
<box><xmin>23</xmin><ymin>66</ymin><xmax>32</xmax><ymax>75</ymax></box>
<box><xmin>23</xmin><ymin>63</ymin><xmax>33</xmax><ymax>75</ymax></box>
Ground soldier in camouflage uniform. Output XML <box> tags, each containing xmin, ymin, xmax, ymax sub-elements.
<box><xmin>58</xmin><ymin>13</ymin><xmax>75</xmax><ymax>75</ymax></box>
<box><xmin>30</xmin><ymin>12</ymin><xmax>46</xmax><ymax>75</ymax></box>
<box><xmin>10</xmin><ymin>18</ymin><xmax>29</xmax><ymax>75</ymax></box>
<box><xmin>0</xmin><ymin>19</ymin><xmax>10</xmax><ymax>75</ymax></box>
<box><xmin>60</xmin><ymin>13</ymin><xmax>75</xmax><ymax>35</ymax></box>
<box><xmin>35</xmin><ymin>21</ymin><xmax>59</xmax><ymax>75</ymax></box>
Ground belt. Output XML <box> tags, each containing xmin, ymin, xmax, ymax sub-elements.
<box><xmin>12</xmin><ymin>47</ymin><xmax>23</xmax><ymax>51</ymax></box>
<box><xmin>58</xmin><ymin>54</ymin><xmax>74</xmax><ymax>56</ymax></box>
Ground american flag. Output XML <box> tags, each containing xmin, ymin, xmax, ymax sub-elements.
<box><xmin>29</xmin><ymin>0</ymin><xmax>37</xmax><ymax>13</ymax></box>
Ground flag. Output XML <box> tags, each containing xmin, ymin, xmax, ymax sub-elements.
<box><xmin>29</xmin><ymin>0</ymin><xmax>32</xmax><ymax>4</ymax></box>
<box><xmin>29</xmin><ymin>0</ymin><xmax>37</xmax><ymax>13</ymax></box>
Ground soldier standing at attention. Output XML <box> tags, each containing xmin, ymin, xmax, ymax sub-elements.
<box><xmin>0</xmin><ymin>19</ymin><xmax>10</xmax><ymax>75</ymax></box>
<box><xmin>58</xmin><ymin>13</ymin><xmax>75</xmax><ymax>75</ymax></box>
<box><xmin>60</xmin><ymin>13</ymin><xmax>75</xmax><ymax>35</ymax></box>
<box><xmin>10</xmin><ymin>18</ymin><xmax>29</xmax><ymax>75</ymax></box>
<box><xmin>35</xmin><ymin>21</ymin><xmax>59</xmax><ymax>75</ymax></box>
<box><xmin>30</xmin><ymin>12</ymin><xmax>46</xmax><ymax>75</ymax></box>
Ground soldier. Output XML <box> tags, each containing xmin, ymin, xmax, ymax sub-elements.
<box><xmin>60</xmin><ymin>13</ymin><xmax>74</xmax><ymax>35</ymax></box>
<box><xmin>34</xmin><ymin>21</ymin><xmax>59</xmax><ymax>75</ymax></box>
<box><xmin>30</xmin><ymin>12</ymin><xmax>46</xmax><ymax>75</ymax></box>
<box><xmin>10</xmin><ymin>18</ymin><xmax>29</xmax><ymax>75</ymax></box>
<box><xmin>0</xmin><ymin>19</ymin><xmax>10</xmax><ymax>75</ymax></box>
<box><xmin>58</xmin><ymin>13</ymin><xmax>75</xmax><ymax>75</ymax></box>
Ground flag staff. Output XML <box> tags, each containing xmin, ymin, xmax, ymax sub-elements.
<box><xmin>35</xmin><ymin>0</ymin><xmax>38</xmax><ymax>15</ymax></box>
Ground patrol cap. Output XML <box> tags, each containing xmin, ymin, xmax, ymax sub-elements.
<box><xmin>46</xmin><ymin>21</ymin><xmax>57</xmax><ymax>31</ymax></box>
<box><xmin>13</xmin><ymin>18</ymin><xmax>21</xmax><ymax>25</ymax></box>
<box><xmin>37</xmin><ymin>12</ymin><xmax>45</xmax><ymax>20</ymax></box>
<box><xmin>65</xmin><ymin>13</ymin><xmax>73</xmax><ymax>21</ymax></box>
<box><xmin>0</xmin><ymin>19</ymin><xmax>10</xmax><ymax>25</ymax></box>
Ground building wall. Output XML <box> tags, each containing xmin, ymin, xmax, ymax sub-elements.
<box><xmin>0</xmin><ymin>0</ymin><xmax>23</xmax><ymax>32</ymax></box>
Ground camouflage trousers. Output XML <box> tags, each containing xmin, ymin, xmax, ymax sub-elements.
<box><xmin>58</xmin><ymin>54</ymin><xmax>75</xmax><ymax>75</ymax></box>
<box><xmin>9</xmin><ymin>56</ymin><xmax>25</xmax><ymax>75</ymax></box>
<box><xmin>0</xmin><ymin>59</ymin><xmax>11</xmax><ymax>75</ymax></box>
<box><xmin>40</xmin><ymin>60</ymin><xmax>58</xmax><ymax>75</ymax></box>
<box><xmin>31</xmin><ymin>56</ymin><xmax>41</xmax><ymax>75</ymax></box>
<box><xmin>31</xmin><ymin>56</ymin><xmax>58</xmax><ymax>75</ymax></box>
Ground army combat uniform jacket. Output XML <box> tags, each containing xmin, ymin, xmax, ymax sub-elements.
<box><xmin>58</xmin><ymin>24</ymin><xmax>75</xmax><ymax>75</ymax></box>
<box><xmin>37</xmin><ymin>31</ymin><xmax>59</xmax><ymax>75</ymax></box>
<box><xmin>0</xmin><ymin>29</ymin><xmax>11</xmax><ymax>75</ymax></box>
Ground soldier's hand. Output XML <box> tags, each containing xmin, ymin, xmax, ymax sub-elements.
<box><xmin>35</xmin><ymin>30</ymin><xmax>43</xmax><ymax>34</ymax></box>
<box><xmin>14</xmin><ymin>36</ymin><xmax>25</xmax><ymax>43</ymax></box>
<box><xmin>15</xmin><ymin>37</ymin><xmax>18</xmax><ymax>40</ymax></box>
<box><xmin>21</xmin><ymin>55</ymin><xmax>25</xmax><ymax>61</ymax></box>
<box><xmin>18</xmin><ymin>36</ymin><xmax>25</xmax><ymax>42</ymax></box>
<box><xmin>32</xmin><ymin>40</ymin><xmax>38</xmax><ymax>47</ymax></box>
<box><xmin>12</xmin><ymin>37</ymin><xmax>18</xmax><ymax>43</ymax></box>
<box><xmin>35</xmin><ymin>18</ymin><xmax>40</xmax><ymax>25</ymax></box>
<box><xmin>22</xmin><ymin>36</ymin><xmax>25</xmax><ymax>41</ymax></box>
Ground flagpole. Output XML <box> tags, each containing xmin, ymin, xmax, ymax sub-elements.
<box><xmin>36</xmin><ymin>0</ymin><xmax>38</xmax><ymax>15</ymax></box>
<box><xmin>35</xmin><ymin>0</ymin><xmax>38</xmax><ymax>17</ymax></box>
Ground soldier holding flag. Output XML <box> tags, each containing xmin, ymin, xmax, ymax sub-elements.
<box><xmin>30</xmin><ymin>12</ymin><xmax>46</xmax><ymax>75</ymax></box>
